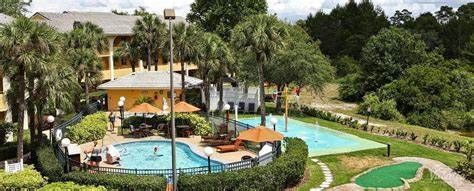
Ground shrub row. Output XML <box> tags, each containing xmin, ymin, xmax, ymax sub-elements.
<box><xmin>35</xmin><ymin>143</ymin><xmax>167</xmax><ymax>190</ymax></box>
<box><xmin>0</xmin><ymin>165</ymin><xmax>46</xmax><ymax>189</ymax></box>
<box><xmin>67</xmin><ymin>112</ymin><xmax>107</xmax><ymax>144</ymax></box>
<box><xmin>62</xmin><ymin>172</ymin><xmax>166</xmax><ymax>191</ymax></box>
<box><xmin>38</xmin><ymin>182</ymin><xmax>106</xmax><ymax>191</ymax></box>
<box><xmin>298</xmin><ymin>104</ymin><xmax>473</xmax><ymax>154</ymax></box>
<box><xmin>177</xmin><ymin>137</ymin><xmax>308</xmax><ymax>191</ymax></box>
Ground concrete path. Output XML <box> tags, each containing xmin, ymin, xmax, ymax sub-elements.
<box><xmin>394</xmin><ymin>157</ymin><xmax>473</xmax><ymax>191</ymax></box>
<box><xmin>310</xmin><ymin>158</ymin><xmax>333</xmax><ymax>191</ymax></box>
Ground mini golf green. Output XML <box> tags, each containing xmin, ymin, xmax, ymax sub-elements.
<box><xmin>355</xmin><ymin>162</ymin><xmax>422</xmax><ymax>188</ymax></box>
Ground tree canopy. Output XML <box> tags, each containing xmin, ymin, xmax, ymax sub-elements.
<box><xmin>0</xmin><ymin>0</ymin><xmax>30</xmax><ymax>17</ymax></box>
<box><xmin>187</xmin><ymin>0</ymin><xmax>267</xmax><ymax>40</ymax></box>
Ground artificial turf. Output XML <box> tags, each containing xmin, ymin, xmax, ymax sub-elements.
<box><xmin>355</xmin><ymin>162</ymin><xmax>422</xmax><ymax>188</ymax></box>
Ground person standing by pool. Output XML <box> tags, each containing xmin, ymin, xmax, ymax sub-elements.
<box><xmin>109</xmin><ymin>112</ymin><xmax>116</xmax><ymax>132</ymax></box>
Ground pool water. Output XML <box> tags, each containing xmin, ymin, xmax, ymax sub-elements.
<box><xmin>114</xmin><ymin>140</ymin><xmax>221</xmax><ymax>169</ymax></box>
<box><xmin>239</xmin><ymin>116</ymin><xmax>385</xmax><ymax>156</ymax></box>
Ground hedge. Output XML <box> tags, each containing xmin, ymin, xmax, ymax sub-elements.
<box><xmin>177</xmin><ymin>137</ymin><xmax>308</xmax><ymax>191</ymax></box>
<box><xmin>67</xmin><ymin>112</ymin><xmax>107</xmax><ymax>144</ymax></box>
<box><xmin>38</xmin><ymin>182</ymin><xmax>106</xmax><ymax>191</ymax></box>
<box><xmin>62</xmin><ymin>172</ymin><xmax>167</xmax><ymax>190</ymax></box>
<box><xmin>0</xmin><ymin>165</ymin><xmax>46</xmax><ymax>189</ymax></box>
<box><xmin>35</xmin><ymin>144</ymin><xmax>64</xmax><ymax>182</ymax></box>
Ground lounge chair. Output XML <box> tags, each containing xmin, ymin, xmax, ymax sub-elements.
<box><xmin>216</xmin><ymin>139</ymin><xmax>244</xmax><ymax>152</ymax></box>
<box><xmin>129</xmin><ymin>125</ymin><xmax>144</xmax><ymax>138</ymax></box>
<box><xmin>204</xmin><ymin>130</ymin><xmax>235</xmax><ymax>146</ymax></box>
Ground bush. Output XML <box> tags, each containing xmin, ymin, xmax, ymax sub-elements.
<box><xmin>35</xmin><ymin>144</ymin><xmax>63</xmax><ymax>182</ymax></box>
<box><xmin>62</xmin><ymin>171</ymin><xmax>166</xmax><ymax>190</ymax></box>
<box><xmin>357</xmin><ymin>93</ymin><xmax>403</xmax><ymax>121</ymax></box>
<box><xmin>0</xmin><ymin>122</ymin><xmax>15</xmax><ymax>145</ymax></box>
<box><xmin>67</xmin><ymin>112</ymin><xmax>107</xmax><ymax>144</ymax></box>
<box><xmin>167</xmin><ymin>113</ymin><xmax>213</xmax><ymax>136</ymax></box>
<box><xmin>0</xmin><ymin>165</ymin><xmax>46</xmax><ymax>189</ymax></box>
<box><xmin>134</xmin><ymin>95</ymin><xmax>154</xmax><ymax>105</ymax></box>
<box><xmin>332</xmin><ymin>55</ymin><xmax>360</xmax><ymax>77</ymax></box>
<box><xmin>39</xmin><ymin>182</ymin><xmax>106</xmax><ymax>191</ymax></box>
<box><xmin>339</xmin><ymin>73</ymin><xmax>365</xmax><ymax>101</ymax></box>
<box><xmin>122</xmin><ymin>115</ymin><xmax>168</xmax><ymax>129</ymax></box>
<box><xmin>178</xmin><ymin>138</ymin><xmax>308</xmax><ymax>190</ymax></box>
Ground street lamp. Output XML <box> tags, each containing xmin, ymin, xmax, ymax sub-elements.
<box><xmin>47</xmin><ymin>115</ymin><xmax>55</xmax><ymax>144</ymax></box>
<box><xmin>270</xmin><ymin>117</ymin><xmax>278</xmax><ymax>131</ymax></box>
<box><xmin>61</xmin><ymin>138</ymin><xmax>71</xmax><ymax>172</ymax></box>
<box><xmin>204</xmin><ymin>146</ymin><xmax>214</xmax><ymax>174</ymax></box>
<box><xmin>366</xmin><ymin>106</ymin><xmax>371</xmax><ymax>126</ymax></box>
<box><xmin>118</xmin><ymin>100</ymin><xmax>125</xmax><ymax>135</ymax></box>
<box><xmin>223</xmin><ymin>103</ymin><xmax>233</xmax><ymax>137</ymax></box>
<box><xmin>164</xmin><ymin>8</ymin><xmax>177</xmax><ymax>191</ymax></box>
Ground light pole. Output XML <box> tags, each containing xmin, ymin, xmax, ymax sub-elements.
<box><xmin>118</xmin><ymin>98</ymin><xmax>125</xmax><ymax>135</ymax></box>
<box><xmin>223</xmin><ymin>103</ymin><xmax>231</xmax><ymax>135</ymax></box>
<box><xmin>204</xmin><ymin>146</ymin><xmax>214</xmax><ymax>174</ymax></box>
<box><xmin>284</xmin><ymin>86</ymin><xmax>288</xmax><ymax>132</ymax></box>
<box><xmin>47</xmin><ymin>115</ymin><xmax>55</xmax><ymax>145</ymax></box>
<box><xmin>164</xmin><ymin>8</ymin><xmax>177</xmax><ymax>191</ymax></box>
<box><xmin>61</xmin><ymin>138</ymin><xmax>71</xmax><ymax>172</ymax></box>
<box><xmin>366</xmin><ymin>107</ymin><xmax>371</xmax><ymax>126</ymax></box>
<box><xmin>270</xmin><ymin>117</ymin><xmax>278</xmax><ymax>131</ymax></box>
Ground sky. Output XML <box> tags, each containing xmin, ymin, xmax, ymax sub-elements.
<box><xmin>27</xmin><ymin>0</ymin><xmax>471</xmax><ymax>22</ymax></box>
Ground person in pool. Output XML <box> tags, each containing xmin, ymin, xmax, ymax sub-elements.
<box><xmin>154</xmin><ymin>146</ymin><xmax>163</xmax><ymax>157</ymax></box>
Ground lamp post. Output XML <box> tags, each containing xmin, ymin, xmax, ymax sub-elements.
<box><xmin>223</xmin><ymin>103</ymin><xmax>233</xmax><ymax>137</ymax></box>
<box><xmin>164</xmin><ymin>8</ymin><xmax>177</xmax><ymax>191</ymax></box>
<box><xmin>366</xmin><ymin>107</ymin><xmax>371</xmax><ymax>126</ymax></box>
<box><xmin>284</xmin><ymin>86</ymin><xmax>288</xmax><ymax>132</ymax></box>
<box><xmin>61</xmin><ymin>138</ymin><xmax>71</xmax><ymax>172</ymax></box>
<box><xmin>118</xmin><ymin>99</ymin><xmax>125</xmax><ymax>135</ymax></box>
<box><xmin>204</xmin><ymin>146</ymin><xmax>214</xmax><ymax>174</ymax></box>
<box><xmin>270</xmin><ymin>117</ymin><xmax>278</xmax><ymax>131</ymax></box>
<box><xmin>47</xmin><ymin>115</ymin><xmax>55</xmax><ymax>144</ymax></box>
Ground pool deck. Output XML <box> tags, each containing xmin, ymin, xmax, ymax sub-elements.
<box><xmin>77</xmin><ymin>130</ymin><xmax>256</xmax><ymax>168</ymax></box>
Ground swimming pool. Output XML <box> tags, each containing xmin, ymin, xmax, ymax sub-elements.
<box><xmin>239</xmin><ymin>116</ymin><xmax>385</xmax><ymax>156</ymax></box>
<box><xmin>113</xmin><ymin>140</ymin><xmax>222</xmax><ymax>169</ymax></box>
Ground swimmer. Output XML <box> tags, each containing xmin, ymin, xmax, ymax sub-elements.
<box><xmin>154</xmin><ymin>146</ymin><xmax>159</xmax><ymax>154</ymax></box>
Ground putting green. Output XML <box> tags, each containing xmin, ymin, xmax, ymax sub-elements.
<box><xmin>355</xmin><ymin>162</ymin><xmax>422</xmax><ymax>188</ymax></box>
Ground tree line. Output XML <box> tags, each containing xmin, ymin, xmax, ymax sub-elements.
<box><xmin>302</xmin><ymin>0</ymin><xmax>473</xmax><ymax>130</ymax></box>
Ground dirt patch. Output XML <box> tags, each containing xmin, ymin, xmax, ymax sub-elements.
<box><xmin>339</xmin><ymin>156</ymin><xmax>390</xmax><ymax>173</ymax></box>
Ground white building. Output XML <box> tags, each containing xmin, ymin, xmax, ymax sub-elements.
<box><xmin>205</xmin><ymin>86</ymin><xmax>260</xmax><ymax>113</ymax></box>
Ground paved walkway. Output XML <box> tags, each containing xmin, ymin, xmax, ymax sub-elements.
<box><xmin>393</xmin><ymin>157</ymin><xmax>473</xmax><ymax>191</ymax></box>
<box><xmin>310</xmin><ymin>158</ymin><xmax>333</xmax><ymax>191</ymax></box>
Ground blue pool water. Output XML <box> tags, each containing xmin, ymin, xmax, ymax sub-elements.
<box><xmin>239</xmin><ymin>116</ymin><xmax>385</xmax><ymax>156</ymax></box>
<box><xmin>114</xmin><ymin>140</ymin><xmax>222</xmax><ymax>169</ymax></box>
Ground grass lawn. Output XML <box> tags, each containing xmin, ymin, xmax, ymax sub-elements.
<box><xmin>236</xmin><ymin>104</ymin><xmax>465</xmax><ymax>189</ymax></box>
<box><xmin>410</xmin><ymin>170</ymin><xmax>454</xmax><ymax>191</ymax></box>
<box><xmin>297</xmin><ymin>159</ymin><xmax>325</xmax><ymax>191</ymax></box>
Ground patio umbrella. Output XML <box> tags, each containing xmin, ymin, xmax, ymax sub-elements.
<box><xmin>128</xmin><ymin>103</ymin><xmax>163</xmax><ymax>114</ymax></box>
<box><xmin>237</xmin><ymin>126</ymin><xmax>284</xmax><ymax>142</ymax></box>
<box><xmin>174</xmin><ymin>101</ymin><xmax>201</xmax><ymax>113</ymax></box>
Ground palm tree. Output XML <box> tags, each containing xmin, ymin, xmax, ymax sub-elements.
<box><xmin>115</xmin><ymin>40</ymin><xmax>142</xmax><ymax>73</ymax></box>
<box><xmin>231</xmin><ymin>14</ymin><xmax>288</xmax><ymax>125</ymax></box>
<box><xmin>173</xmin><ymin>23</ymin><xmax>198</xmax><ymax>101</ymax></box>
<box><xmin>191</xmin><ymin>32</ymin><xmax>232</xmax><ymax>118</ymax></box>
<box><xmin>68</xmin><ymin>48</ymin><xmax>102</xmax><ymax>106</ymax></box>
<box><xmin>132</xmin><ymin>13</ymin><xmax>166</xmax><ymax>71</ymax></box>
<box><xmin>0</xmin><ymin>17</ymin><xmax>62</xmax><ymax>160</ymax></box>
<box><xmin>65</xmin><ymin>21</ymin><xmax>106</xmax><ymax>106</ymax></box>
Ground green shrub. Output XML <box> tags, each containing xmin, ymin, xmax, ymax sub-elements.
<box><xmin>39</xmin><ymin>182</ymin><xmax>106</xmax><ymax>191</ymax></box>
<box><xmin>0</xmin><ymin>165</ymin><xmax>46</xmax><ymax>189</ymax></box>
<box><xmin>332</xmin><ymin>55</ymin><xmax>360</xmax><ymax>78</ymax></box>
<box><xmin>62</xmin><ymin>171</ymin><xmax>166</xmax><ymax>190</ymax></box>
<box><xmin>339</xmin><ymin>73</ymin><xmax>365</xmax><ymax>102</ymax></box>
<box><xmin>35</xmin><ymin>144</ymin><xmax>63</xmax><ymax>182</ymax></box>
<box><xmin>0</xmin><ymin>122</ymin><xmax>15</xmax><ymax>145</ymax></box>
<box><xmin>357</xmin><ymin>93</ymin><xmax>402</xmax><ymax>121</ymax></box>
<box><xmin>171</xmin><ymin>113</ymin><xmax>213</xmax><ymax>136</ymax></box>
<box><xmin>178</xmin><ymin>138</ymin><xmax>308</xmax><ymax>191</ymax></box>
<box><xmin>67</xmin><ymin>112</ymin><xmax>107</xmax><ymax>144</ymax></box>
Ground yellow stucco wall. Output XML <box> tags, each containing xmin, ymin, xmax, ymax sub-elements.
<box><xmin>107</xmin><ymin>89</ymin><xmax>182</xmax><ymax>111</ymax></box>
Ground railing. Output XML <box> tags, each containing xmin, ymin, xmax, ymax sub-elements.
<box><xmin>208</xmin><ymin>115</ymin><xmax>254</xmax><ymax>136</ymax></box>
<box><xmin>53</xmin><ymin>104</ymin><xmax>279</xmax><ymax>177</ymax></box>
